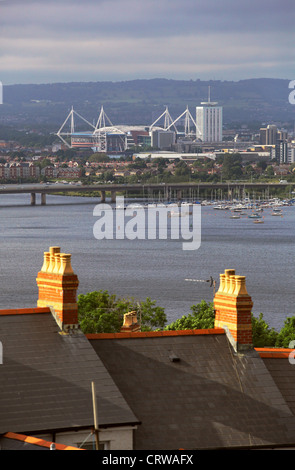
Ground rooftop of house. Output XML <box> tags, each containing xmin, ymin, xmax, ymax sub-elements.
<box><xmin>0</xmin><ymin>307</ymin><xmax>139</xmax><ymax>437</ymax></box>
<box><xmin>88</xmin><ymin>329</ymin><xmax>295</xmax><ymax>450</ymax></box>
<box><xmin>1</xmin><ymin>247</ymin><xmax>295</xmax><ymax>450</ymax></box>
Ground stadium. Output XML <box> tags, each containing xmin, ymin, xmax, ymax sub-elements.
<box><xmin>56</xmin><ymin>105</ymin><xmax>200</xmax><ymax>154</ymax></box>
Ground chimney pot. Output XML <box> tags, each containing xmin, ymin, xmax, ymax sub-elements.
<box><xmin>224</xmin><ymin>269</ymin><xmax>235</xmax><ymax>294</ymax></box>
<box><xmin>41</xmin><ymin>252</ymin><xmax>50</xmax><ymax>273</ymax></box>
<box><xmin>228</xmin><ymin>275</ymin><xmax>236</xmax><ymax>295</ymax></box>
<box><xmin>58</xmin><ymin>253</ymin><xmax>74</xmax><ymax>276</ymax></box>
<box><xmin>48</xmin><ymin>246</ymin><xmax>60</xmax><ymax>273</ymax></box>
<box><xmin>52</xmin><ymin>253</ymin><xmax>61</xmax><ymax>274</ymax></box>
<box><xmin>217</xmin><ymin>273</ymin><xmax>226</xmax><ymax>294</ymax></box>
<box><xmin>233</xmin><ymin>275</ymin><xmax>249</xmax><ymax>296</ymax></box>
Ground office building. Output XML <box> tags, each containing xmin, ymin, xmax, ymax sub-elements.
<box><xmin>270</xmin><ymin>141</ymin><xmax>289</xmax><ymax>163</ymax></box>
<box><xmin>196</xmin><ymin>88</ymin><xmax>223</xmax><ymax>143</ymax></box>
<box><xmin>289</xmin><ymin>147</ymin><xmax>295</xmax><ymax>164</ymax></box>
<box><xmin>260</xmin><ymin>125</ymin><xmax>278</xmax><ymax>145</ymax></box>
<box><xmin>151</xmin><ymin>129</ymin><xmax>176</xmax><ymax>149</ymax></box>
<box><xmin>259</xmin><ymin>125</ymin><xmax>288</xmax><ymax>146</ymax></box>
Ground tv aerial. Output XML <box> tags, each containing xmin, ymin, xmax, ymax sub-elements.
<box><xmin>185</xmin><ymin>276</ymin><xmax>216</xmax><ymax>297</ymax></box>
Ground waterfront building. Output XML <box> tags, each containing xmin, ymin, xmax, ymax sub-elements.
<box><xmin>0</xmin><ymin>162</ymin><xmax>40</xmax><ymax>180</ymax></box>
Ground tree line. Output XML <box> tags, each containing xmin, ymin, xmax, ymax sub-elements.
<box><xmin>78</xmin><ymin>290</ymin><xmax>295</xmax><ymax>348</ymax></box>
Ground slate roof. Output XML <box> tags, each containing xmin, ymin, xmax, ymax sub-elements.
<box><xmin>3</xmin><ymin>306</ymin><xmax>295</xmax><ymax>450</ymax></box>
<box><xmin>258</xmin><ymin>349</ymin><xmax>295</xmax><ymax>417</ymax></box>
<box><xmin>0</xmin><ymin>308</ymin><xmax>139</xmax><ymax>436</ymax></box>
<box><xmin>89</xmin><ymin>330</ymin><xmax>295</xmax><ymax>450</ymax></box>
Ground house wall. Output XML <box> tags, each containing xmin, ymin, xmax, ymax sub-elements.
<box><xmin>36</xmin><ymin>426</ymin><xmax>136</xmax><ymax>450</ymax></box>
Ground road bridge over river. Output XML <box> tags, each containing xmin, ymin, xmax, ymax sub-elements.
<box><xmin>0</xmin><ymin>182</ymin><xmax>293</xmax><ymax>205</ymax></box>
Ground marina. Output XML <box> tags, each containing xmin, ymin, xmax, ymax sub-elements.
<box><xmin>120</xmin><ymin>197</ymin><xmax>292</xmax><ymax>226</ymax></box>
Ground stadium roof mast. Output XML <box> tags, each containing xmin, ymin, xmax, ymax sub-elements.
<box><xmin>94</xmin><ymin>105</ymin><xmax>113</xmax><ymax>131</ymax></box>
<box><xmin>56</xmin><ymin>106</ymin><xmax>95</xmax><ymax>148</ymax></box>
<box><xmin>166</xmin><ymin>105</ymin><xmax>201</xmax><ymax>137</ymax></box>
<box><xmin>149</xmin><ymin>106</ymin><xmax>178</xmax><ymax>133</ymax></box>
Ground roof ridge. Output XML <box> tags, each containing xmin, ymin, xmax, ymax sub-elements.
<box><xmin>86</xmin><ymin>328</ymin><xmax>225</xmax><ymax>340</ymax></box>
<box><xmin>255</xmin><ymin>347</ymin><xmax>294</xmax><ymax>358</ymax></box>
<box><xmin>0</xmin><ymin>307</ymin><xmax>51</xmax><ymax>316</ymax></box>
<box><xmin>255</xmin><ymin>347</ymin><xmax>293</xmax><ymax>351</ymax></box>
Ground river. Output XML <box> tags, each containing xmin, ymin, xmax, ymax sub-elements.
<box><xmin>0</xmin><ymin>193</ymin><xmax>294</xmax><ymax>331</ymax></box>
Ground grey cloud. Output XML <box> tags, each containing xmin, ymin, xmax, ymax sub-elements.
<box><xmin>0</xmin><ymin>0</ymin><xmax>293</xmax><ymax>83</ymax></box>
<box><xmin>1</xmin><ymin>0</ymin><xmax>294</xmax><ymax>39</ymax></box>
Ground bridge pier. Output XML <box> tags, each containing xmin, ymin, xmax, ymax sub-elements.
<box><xmin>100</xmin><ymin>190</ymin><xmax>106</xmax><ymax>203</ymax></box>
<box><xmin>31</xmin><ymin>193</ymin><xmax>36</xmax><ymax>206</ymax></box>
<box><xmin>41</xmin><ymin>193</ymin><xmax>46</xmax><ymax>205</ymax></box>
<box><xmin>111</xmin><ymin>190</ymin><xmax>116</xmax><ymax>203</ymax></box>
<box><xmin>177</xmin><ymin>189</ymin><xmax>182</xmax><ymax>201</ymax></box>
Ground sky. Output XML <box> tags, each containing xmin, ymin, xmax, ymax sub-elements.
<box><xmin>0</xmin><ymin>0</ymin><xmax>294</xmax><ymax>85</ymax></box>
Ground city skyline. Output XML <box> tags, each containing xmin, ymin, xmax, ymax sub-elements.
<box><xmin>0</xmin><ymin>0</ymin><xmax>294</xmax><ymax>85</ymax></box>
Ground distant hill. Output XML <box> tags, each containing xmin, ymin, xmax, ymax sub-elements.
<box><xmin>0</xmin><ymin>78</ymin><xmax>293</xmax><ymax>131</ymax></box>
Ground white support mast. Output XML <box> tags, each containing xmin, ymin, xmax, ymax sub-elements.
<box><xmin>149</xmin><ymin>106</ymin><xmax>178</xmax><ymax>133</ymax></box>
<box><xmin>56</xmin><ymin>106</ymin><xmax>95</xmax><ymax>148</ymax></box>
<box><xmin>94</xmin><ymin>105</ymin><xmax>113</xmax><ymax>132</ymax></box>
<box><xmin>166</xmin><ymin>106</ymin><xmax>201</xmax><ymax>137</ymax></box>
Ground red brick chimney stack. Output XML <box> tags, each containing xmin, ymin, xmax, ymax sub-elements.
<box><xmin>214</xmin><ymin>269</ymin><xmax>253</xmax><ymax>351</ymax></box>
<box><xmin>120</xmin><ymin>311</ymin><xmax>141</xmax><ymax>333</ymax></box>
<box><xmin>36</xmin><ymin>246</ymin><xmax>79</xmax><ymax>331</ymax></box>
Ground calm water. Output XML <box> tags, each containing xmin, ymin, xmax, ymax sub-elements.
<box><xmin>0</xmin><ymin>192</ymin><xmax>294</xmax><ymax>331</ymax></box>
